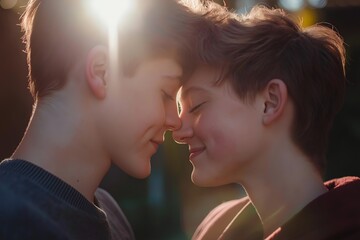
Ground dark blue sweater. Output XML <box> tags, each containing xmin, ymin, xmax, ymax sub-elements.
<box><xmin>0</xmin><ymin>159</ymin><xmax>135</xmax><ymax>240</ymax></box>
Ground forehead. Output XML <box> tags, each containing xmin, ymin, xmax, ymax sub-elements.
<box><xmin>179</xmin><ymin>66</ymin><xmax>223</xmax><ymax>98</ymax></box>
<box><xmin>134</xmin><ymin>57</ymin><xmax>183</xmax><ymax>81</ymax></box>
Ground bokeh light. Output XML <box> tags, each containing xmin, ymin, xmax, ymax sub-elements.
<box><xmin>308</xmin><ymin>0</ymin><xmax>327</xmax><ymax>8</ymax></box>
<box><xmin>279</xmin><ymin>0</ymin><xmax>305</xmax><ymax>11</ymax></box>
<box><xmin>0</xmin><ymin>0</ymin><xmax>17</xmax><ymax>9</ymax></box>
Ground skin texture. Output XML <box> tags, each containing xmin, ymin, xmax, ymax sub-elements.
<box><xmin>174</xmin><ymin>66</ymin><xmax>265</xmax><ymax>187</ymax></box>
<box><xmin>97</xmin><ymin>57</ymin><xmax>182</xmax><ymax>179</ymax></box>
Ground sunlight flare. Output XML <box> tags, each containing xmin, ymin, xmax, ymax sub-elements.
<box><xmin>88</xmin><ymin>0</ymin><xmax>136</xmax><ymax>80</ymax></box>
<box><xmin>89</xmin><ymin>0</ymin><xmax>135</xmax><ymax>27</ymax></box>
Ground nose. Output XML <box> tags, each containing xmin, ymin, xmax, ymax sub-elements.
<box><xmin>172</xmin><ymin>113</ymin><xmax>193</xmax><ymax>144</ymax></box>
<box><xmin>164</xmin><ymin>102</ymin><xmax>182</xmax><ymax>131</ymax></box>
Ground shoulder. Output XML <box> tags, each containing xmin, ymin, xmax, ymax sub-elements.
<box><xmin>0</xmin><ymin>187</ymin><xmax>66</xmax><ymax>240</ymax></box>
<box><xmin>325</xmin><ymin>176</ymin><xmax>360</xmax><ymax>186</ymax></box>
<box><xmin>95</xmin><ymin>188</ymin><xmax>135</xmax><ymax>240</ymax></box>
<box><xmin>323</xmin><ymin>176</ymin><xmax>360</xmax><ymax>209</ymax></box>
<box><xmin>0</xmin><ymin>180</ymin><xmax>34</xmax><ymax>218</ymax></box>
<box><xmin>268</xmin><ymin>176</ymin><xmax>360</xmax><ymax>240</ymax></box>
<box><xmin>192</xmin><ymin>197</ymin><xmax>250</xmax><ymax>240</ymax></box>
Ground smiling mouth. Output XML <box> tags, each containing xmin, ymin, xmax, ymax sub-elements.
<box><xmin>189</xmin><ymin>147</ymin><xmax>205</xmax><ymax>160</ymax></box>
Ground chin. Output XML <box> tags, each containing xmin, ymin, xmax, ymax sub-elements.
<box><xmin>191</xmin><ymin>171</ymin><xmax>221</xmax><ymax>187</ymax></box>
<box><xmin>132</xmin><ymin>163</ymin><xmax>152</xmax><ymax>179</ymax></box>
<box><xmin>117</xmin><ymin>158</ymin><xmax>151</xmax><ymax>179</ymax></box>
<box><xmin>134</xmin><ymin>170</ymin><xmax>151</xmax><ymax>179</ymax></box>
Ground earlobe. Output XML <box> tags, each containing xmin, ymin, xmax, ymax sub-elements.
<box><xmin>86</xmin><ymin>45</ymin><xmax>108</xmax><ymax>99</ymax></box>
<box><xmin>262</xmin><ymin>79</ymin><xmax>288</xmax><ymax>125</ymax></box>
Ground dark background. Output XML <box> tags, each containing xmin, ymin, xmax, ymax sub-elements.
<box><xmin>1</xmin><ymin>0</ymin><xmax>359</xmax><ymax>239</ymax></box>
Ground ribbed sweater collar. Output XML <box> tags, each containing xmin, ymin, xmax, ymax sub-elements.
<box><xmin>0</xmin><ymin>159</ymin><xmax>105</xmax><ymax>219</ymax></box>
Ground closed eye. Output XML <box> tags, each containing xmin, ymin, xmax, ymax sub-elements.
<box><xmin>189</xmin><ymin>102</ymin><xmax>206</xmax><ymax>113</ymax></box>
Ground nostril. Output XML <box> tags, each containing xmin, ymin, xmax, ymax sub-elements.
<box><xmin>172</xmin><ymin>131</ymin><xmax>191</xmax><ymax>145</ymax></box>
<box><xmin>171</xmin><ymin>131</ymin><xmax>183</xmax><ymax>144</ymax></box>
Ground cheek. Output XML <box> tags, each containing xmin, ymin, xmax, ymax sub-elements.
<box><xmin>211</xmin><ymin>130</ymin><xmax>238</xmax><ymax>158</ymax></box>
<box><xmin>113</xmin><ymin>99</ymin><xmax>163</xmax><ymax>143</ymax></box>
<box><xmin>196</xmin><ymin>115</ymin><xmax>238</xmax><ymax>156</ymax></box>
<box><xmin>132</xmin><ymin>91</ymin><xmax>165</xmax><ymax>123</ymax></box>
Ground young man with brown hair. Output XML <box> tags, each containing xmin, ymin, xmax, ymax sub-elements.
<box><xmin>0</xmin><ymin>0</ymin><xmax>202</xmax><ymax>239</ymax></box>
<box><xmin>174</xmin><ymin>2</ymin><xmax>360</xmax><ymax>239</ymax></box>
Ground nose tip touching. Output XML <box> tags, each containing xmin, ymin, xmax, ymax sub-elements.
<box><xmin>172</xmin><ymin>116</ymin><xmax>193</xmax><ymax>144</ymax></box>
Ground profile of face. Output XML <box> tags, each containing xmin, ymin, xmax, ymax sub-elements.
<box><xmin>173</xmin><ymin>66</ymin><xmax>266</xmax><ymax>187</ymax></box>
<box><xmin>99</xmin><ymin>57</ymin><xmax>182</xmax><ymax>179</ymax></box>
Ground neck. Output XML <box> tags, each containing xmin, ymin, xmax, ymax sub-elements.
<box><xmin>12</xmin><ymin>97</ymin><xmax>111</xmax><ymax>202</ymax></box>
<box><xmin>239</xmin><ymin>145</ymin><xmax>327</xmax><ymax>237</ymax></box>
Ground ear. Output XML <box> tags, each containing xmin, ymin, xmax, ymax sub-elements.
<box><xmin>262</xmin><ymin>79</ymin><xmax>288</xmax><ymax>125</ymax></box>
<box><xmin>86</xmin><ymin>45</ymin><xmax>108</xmax><ymax>99</ymax></box>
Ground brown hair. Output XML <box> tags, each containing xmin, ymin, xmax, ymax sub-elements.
<box><xmin>192</xmin><ymin>3</ymin><xmax>346</xmax><ymax>172</ymax></box>
<box><xmin>21</xmin><ymin>0</ymin><xmax>202</xmax><ymax>99</ymax></box>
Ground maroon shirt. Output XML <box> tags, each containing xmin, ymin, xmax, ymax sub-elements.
<box><xmin>194</xmin><ymin>177</ymin><xmax>360</xmax><ymax>240</ymax></box>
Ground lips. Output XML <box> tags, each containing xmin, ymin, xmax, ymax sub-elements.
<box><xmin>189</xmin><ymin>146</ymin><xmax>205</xmax><ymax>160</ymax></box>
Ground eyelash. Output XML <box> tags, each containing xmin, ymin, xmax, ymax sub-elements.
<box><xmin>190</xmin><ymin>102</ymin><xmax>205</xmax><ymax>113</ymax></box>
